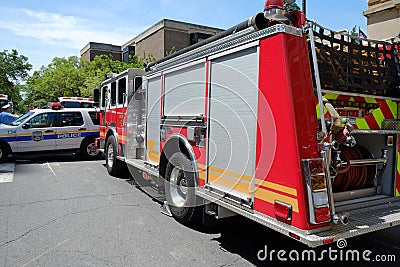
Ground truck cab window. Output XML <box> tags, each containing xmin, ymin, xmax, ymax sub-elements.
<box><xmin>111</xmin><ymin>82</ymin><xmax>117</xmax><ymax>106</ymax></box>
<box><xmin>101</xmin><ymin>86</ymin><xmax>108</xmax><ymax>108</ymax></box>
<box><xmin>133</xmin><ymin>77</ymin><xmax>143</xmax><ymax>101</ymax></box>
<box><xmin>118</xmin><ymin>77</ymin><xmax>126</xmax><ymax>105</ymax></box>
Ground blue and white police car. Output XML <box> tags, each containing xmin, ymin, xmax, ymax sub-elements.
<box><xmin>0</xmin><ymin>108</ymin><xmax>100</xmax><ymax>162</ymax></box>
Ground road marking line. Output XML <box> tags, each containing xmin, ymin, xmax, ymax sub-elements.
<box><xmin>20</xmin><ymin>239</ymin><xmax>70</xmax><ymax>267</ymax></box>
<box><xmin>0</xmin><ymin>163</ymin><xmax>15</xmax><ymax>184</ymax></box>
<box><xmin>45</xmin><ymin>162</ymin><xmax>57</xmax><ymax>177</ymax></box>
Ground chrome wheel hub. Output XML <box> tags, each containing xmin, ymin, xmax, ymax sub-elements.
<box><xmin>169</xmin><ymin>166</ymin><xmax>188</xmax><ymax>207</ymax></box>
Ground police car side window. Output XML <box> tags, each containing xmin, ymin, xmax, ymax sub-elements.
<box><xmin>88</xmin><ymin>112</ymin><xmax>100</xmax><ymax>125</ymax></box>
<box><xmin>59</xmin><ymin>112</ymin><xmax>84</xmax><ymax>127</ymax></box>
<box><xmin>29</xmin><ymin>113</ymin><xmax>55</xmax><ymax>128</ymax></box>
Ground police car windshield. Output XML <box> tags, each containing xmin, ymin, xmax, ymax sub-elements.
<box><xmin>61</xmin><ymin>101</ymin><xmax>94</xmax><ymax>108</ymax></box>
<box><xmin>11</xmin><ymin>111</ymin><xmax>34</xmax><ymax>126</ymax></box>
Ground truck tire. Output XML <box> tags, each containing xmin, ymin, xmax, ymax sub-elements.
<box><xmin>0</xmin><ymin>142</ymin><xmax>11</xmax><ymax>163</ymax></box>
<box><xmin>105</xmin><ymin>136</ymin><xmax>129</xmax><ymax>178</ymax></box>
<box><xmin>165</xmin><ymin>152</ymin><xmax>200</xmax><ymax>225</ymax></box>
<box><xmin>80</xmin><ymin>137</ymin><xmax>101</xmax><ymax>160</ymax></box>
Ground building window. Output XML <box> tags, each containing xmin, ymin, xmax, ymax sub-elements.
<box><xmin>123</xmin><ymin>46</ymin><xmax>135</xmax><ymax>63</ymax></box>
<box><xmin>190</xmin><ymin>32</ymin><xmax>214</xmax><ymax>45</ymax></box>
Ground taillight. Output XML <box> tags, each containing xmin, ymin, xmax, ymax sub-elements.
<box><xmin>302</xmin><ymin>158</ymin><xmax>331</xmax><ymax>224</ymax></box>
<box><xmin>274</xmin><ymin>200</ymin><xmax>292</xmax><ymax>221</ymax></box>
<box><xmin>314</xmin><ymin>207</ymin><xmax>331</xmax><ymax>223</ymax></box>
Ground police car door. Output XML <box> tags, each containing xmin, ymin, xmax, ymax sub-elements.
<box><xmin>55</xmin><ymin>111</ymin><xmax>85</xmax><ymax>149</ymax></box>
<box><xmin>16</xmin><ymin>112</ymin><xmax>57</xmax><ymax>152</ymax></box>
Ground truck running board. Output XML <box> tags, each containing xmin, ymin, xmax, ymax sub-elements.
<box><xmin>197</xmin><ymin>188</ymin><xmax>400</xmax><ymax>247</ymax></box>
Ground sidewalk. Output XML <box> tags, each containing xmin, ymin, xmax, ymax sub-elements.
<box><xmin>0</xmin><ymin>163</ymin><xmax>15</xmax><ymax>183</ymax></box>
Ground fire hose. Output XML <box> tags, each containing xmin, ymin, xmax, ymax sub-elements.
<box><xmin>333</xmin><ymin>145</ymin><xmax>376</xmax><ymax>192</ymax></box>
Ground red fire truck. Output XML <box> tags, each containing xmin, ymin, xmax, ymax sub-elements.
<box><xmin>95</xmin><ymin>0</ymin><xmax>400</xmax><ymax>247</ymax></box>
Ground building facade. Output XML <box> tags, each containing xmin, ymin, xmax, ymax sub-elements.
<box><xmin>363</xmin><ymin>0</ymin><xmax>400</xmax><ymax>40</ymax></box>
<box><xmin>81</xmin><ymin>19</ymin><xmax>224</xmax><ymax>63</ymax></box>
<box><xmin>81</xmin><ymin>42</ymin><xmax>122</xmax><ymax>61</ymax></box>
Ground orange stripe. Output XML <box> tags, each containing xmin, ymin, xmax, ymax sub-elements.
<box><xmin>255</xmin><ymin>189</ymin><xmax>299</xmax><ymax>213</ymax></box>
<box><xmin>208</xmin><ymin>166</ymin><xmax>252</xmax><ymax>183</ymax></box>
<box><xmin>208</xmin><ymin>172</ymin><xmax>252</xmax><ymax>195</ymax></box>
<box><xmin>255</xmin><ymin>179</ymin><xmax>298</xmax><ymax>197</ymax></box>
<box><xmin>202</xmin><ymin>165</ymin><xmax>298</xmax><ymax>197</ymax></box>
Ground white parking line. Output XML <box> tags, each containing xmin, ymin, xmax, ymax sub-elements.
<box><xmin>0</xmin><ymin>163</ymin><xmax>15</xmax><ymax>183</ymax></box>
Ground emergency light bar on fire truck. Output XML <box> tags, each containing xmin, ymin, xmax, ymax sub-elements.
<box><xmin>94</xmin><ymin>0</ymin><xmax>400</xmax><ymax>247</ymax></box>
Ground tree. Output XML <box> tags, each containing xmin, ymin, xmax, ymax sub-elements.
<box><xmin>287</xmin><ymin>2</ymin><xmax>301</xmax><ymax>11</ymax></box>
<box><xmin>165</xmin><ymin>46</ymin><xmax>177</xmax><ymax>56</ymax></box>
<box><xmin>24</xmin><ymin>54</ymin><xmax>145</xmax><ymax>108</ymax></box>
<box><xmin>0</xmin><ymin>49</ymin><xmax>32</xmax><ymax>112</ymax></box>
<box><xmin>83</xmin><ymin>54</ymin><xmax>143</xmax><ymax>92</ymax></box>
<box><xmin>24</xmin><ymin>56</ymin><xmax>88</xmax><ymax>108</ymax></box>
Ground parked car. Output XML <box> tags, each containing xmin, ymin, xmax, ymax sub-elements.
<box><xmin>0</xmin><ymin>108</ymin><xmax>100</xmax><ymax>162</ymax></box>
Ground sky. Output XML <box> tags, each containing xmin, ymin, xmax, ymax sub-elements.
<box><xmin>0</xmin><ymin>0</ymin><xmax>368</xmax><ymax>72</ymax></box>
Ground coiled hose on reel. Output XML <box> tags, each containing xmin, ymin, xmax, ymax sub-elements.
<box><xmin>333</xmin><ymin>145</ymin><xmax>377</xmax><ymax>192</ymax></box>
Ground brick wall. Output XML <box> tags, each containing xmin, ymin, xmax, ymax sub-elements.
<box><xmin>164</xmin><ymin>29</ymin><xmax>191</xmax><ymax>56</ymax></box>
<box><xmin>135</xmin><ymin>29</ymin><xmax>165</xmax><ymax>60</ymax></box>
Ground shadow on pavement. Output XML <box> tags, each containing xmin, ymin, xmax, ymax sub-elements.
<box><xmin>207</xmin><ymin>216</ymin><xmax>400</xmax><ymax>267</ymax></box>
<box><xmin>121</xmin><ymin>169</ymin><xmax>400</xmax><ymax>267</ymax></box>
<box><xmin>13</xmin><ymin>152</ymin><xmax>104</xmax><ymax>164</ymax></box>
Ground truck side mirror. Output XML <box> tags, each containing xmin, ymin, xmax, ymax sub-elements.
<box><xmin>22</xmin><ymin>123</ymin><xmax>30</xmax><ymax>129</ymax></box>
<box><xmin>93</xmin><ymin>88</ymin><xmax>100</xmax><ymax>108</ymax></box>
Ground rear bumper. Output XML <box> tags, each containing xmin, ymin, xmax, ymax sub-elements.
<box><xmin>197</xmin><ymin>188</ymin><xmax>400</xmax><ymax>247</ymax></box>
<box><xmin>305</xmin><ymin>199</ymin><xmax>400</xmax><ymax>247</ymax></box>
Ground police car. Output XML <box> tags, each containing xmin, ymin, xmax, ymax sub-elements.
<box><xmin>0</xmin><ymin>108</ymin><xmax>100</xmax><ymax>162</ymax></box>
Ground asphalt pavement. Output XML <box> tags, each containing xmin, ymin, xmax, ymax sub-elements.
<box><xmin>0</xmin><ymin>155</ymin><xmax>399</xmax><ymax>267</ymax></box>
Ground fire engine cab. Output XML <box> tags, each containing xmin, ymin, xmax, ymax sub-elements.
<box><xmin>95</xmin><ymin>0</ymin><xmax>400</xmax><ymax>247</ymax></box>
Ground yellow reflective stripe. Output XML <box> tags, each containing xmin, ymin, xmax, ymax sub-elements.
<box><xmin>208</xmin><ymin>172</ymin><xmax>252</xmax><ymax>195</ymax></box>
<box><xmin>317</xmin><ymin>93</ymin><xmax>338</xmax><ymax>119</ymax></box>
<box><xmin>255</xmin><ymin>189</ymin><xmax>299</xmax><ymax>213</ymax></box>
<box><xmin>55</xmin><ymin>130</ymin><xmax>96</xmax><ymax>134</ymax></box>
<box><xmin>356</xmin><ymin>118</ymin><xmax>370</xmax><ymax>130</ymax></box>
<box><xmin>197</xmin><ymin>163</ymin><xmax>206</xmax><ymax>169</ymax></box>
<box><xmin>397</xmin><ymin>189</ymin><xmax>400</xmax><ymax>197</ymax></box>
<box><xmin>196</xmin><ymin>164</ymin><xmax>300</xmax><ymax>211</ymax></box>
<box><xmin>397</xmin><ymin>153</ymin><xmax>400</xmax><ymax>176</ymax></box>
<box><xmin>208</xmin><ymin>165</ymin><xmax>252</xmax><ymax>183</ymax></box>
<box><xmin>255</xmin><ymin>179</ymin><xmax>297</xmax><ymax>197</ymax></box>
<box><xmin>119</xmin><ymin>135</ymin><xmax>127</xmax><ymax>142</ymax></box>
<box><xmin>387</xmin><ymin>100</ymin><xmax>397</xmax><ymax>119</ymax></box>
<box><xmin>316</xmin><ymin>105</ymin><xmax>328</xmax><ymax>119</ymax></box>
<box><xmin>372</xmin><ymin>109</ymin><xmax>384</xmax><ymax>129</ymax></box>
<box><xmin>323</xmin><ymin>93</ymin><xmax>339</xmax><ymax>100</ymax></box>
<box><xmin>198</xmin><ymin>170</ymin><xmax>206</xmax><ymax>180</ymax></box>
<box><xmin>0</xmin><ymin>134</ymin><xmax>15</xmax><ymax>137</ymax></box>
<box><xmin>364</xmin><ymin>97</ymin><xmax>378</xmax><ymax>104</ymax></box>
<box><xmin>146</xmin><ymin>140</ymin><xmax>160</xmax><ymax>162</ymax></box>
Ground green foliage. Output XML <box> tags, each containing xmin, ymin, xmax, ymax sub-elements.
<box><xmin>349</xmin><ymin>26</ymin><xmax>361</xmax><ymax>45</ymax></box>
<box><xmin>287</xmin><ymin>2</ymin><xmax>301</xmax><ymax>11</ymax></box>
<box><xmin>24</xmin><ymin>56</ymin><xmax>88</xmax><ymax>109</ymax></box>
<box><xmin>24</xmin><ymin>54</ymin><xmax>145</xmax><ymax>109</ymax></box>
<box><xmin>165</xmin><ymin>46</ymin><xmax>177</xmax><ymax>56</ymax></box>
<box><xmin>350</xmin><ymin>26</ymin><xmax>358</xmax><ymax>37</ymax></box>
<box><xmin>141</xmin><ymin>52</ymin><xmax>156</xmax><ymax>65</ymax></box>
<box><xmin>0</xmin><ymin>49</ymin><xmax>32</xmax><ymax>113</ymax></box>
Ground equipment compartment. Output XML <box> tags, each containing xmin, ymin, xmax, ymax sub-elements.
<box><xmin>333</xmin><ymin>133</ymin><xmax>397</xmax><ymax>204</ymax></box>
